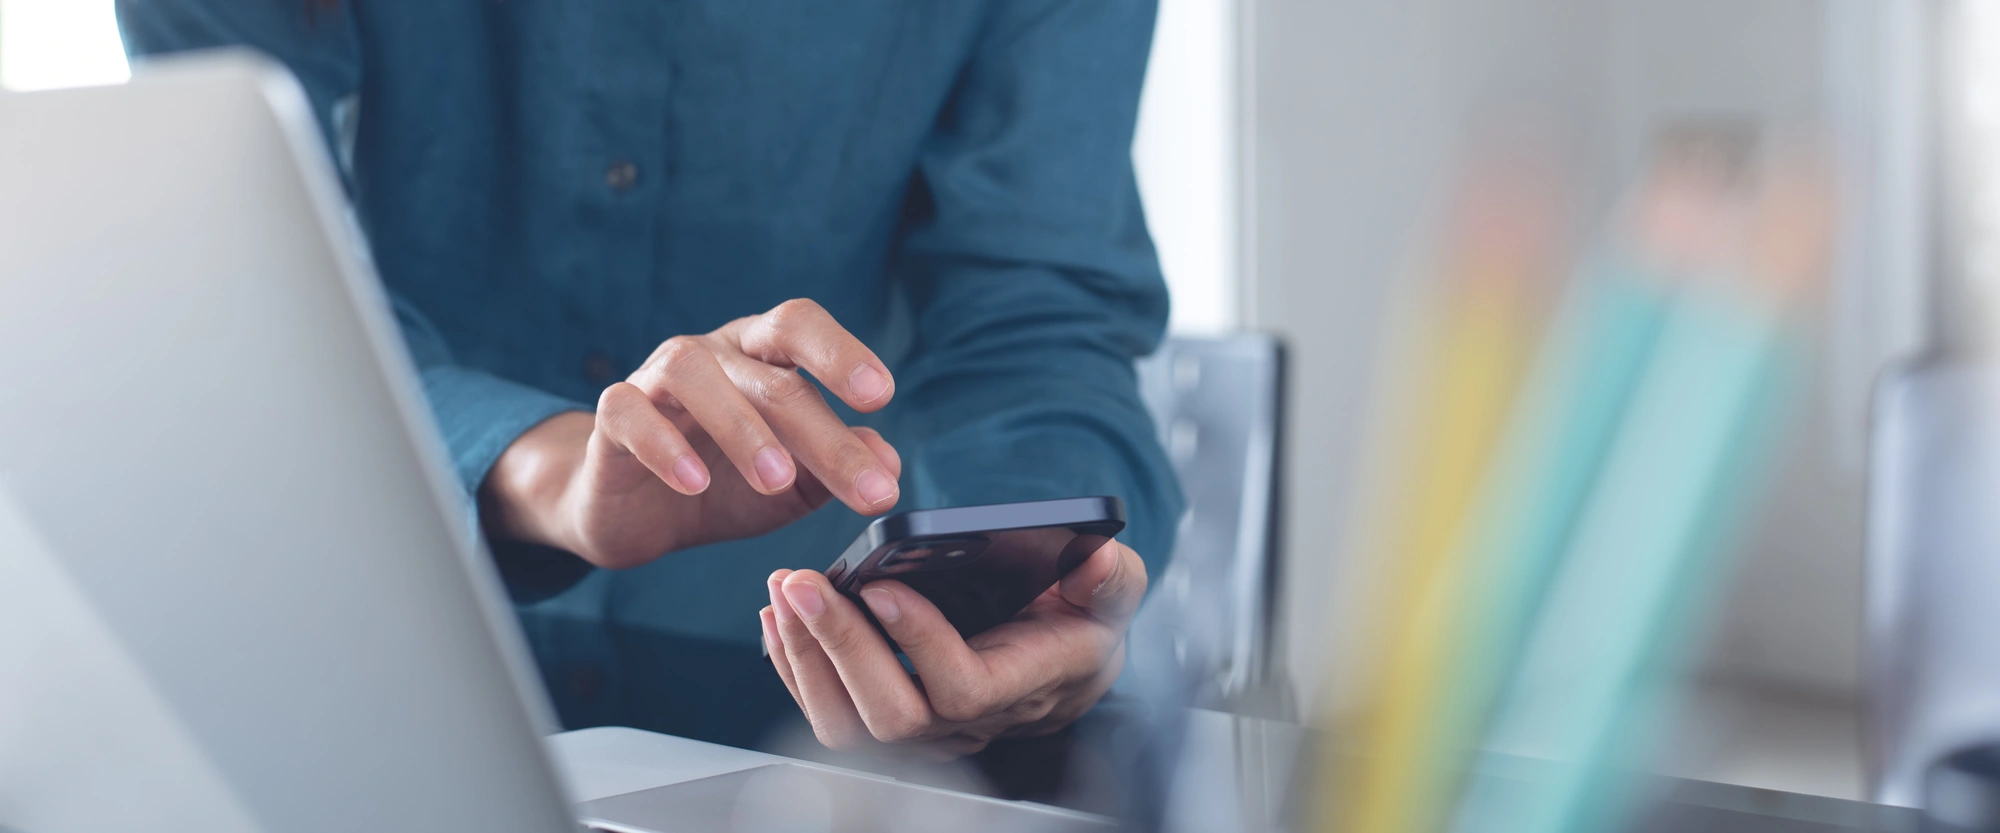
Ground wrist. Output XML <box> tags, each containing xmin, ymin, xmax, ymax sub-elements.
<box><xmin>480</xmin><ymin>410</ymin><xmax>593</xmax><ymax>552</ymax></box>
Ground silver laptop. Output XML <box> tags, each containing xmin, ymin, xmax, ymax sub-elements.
<box><xmin>0</xmin><ymin>51</ymin><xmax>1108</xmax><ymax>833</ymax></box>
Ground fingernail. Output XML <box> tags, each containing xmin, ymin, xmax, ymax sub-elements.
<box><xmin>861</xmin><ymin>587</ymin><xmax>901</xmax><ymax>623</ymax></box>
<box><xmin>759</xmin><ymin>607</ymin><xmax>780</xmax><ymax>650</ymax></box>
<box><xmin>848</xmin><ymin>365</ymin><xmax>889</xmax><ymax>403</ymax></box>
<box><xmin>755</xmin><ymin>447</ymin><xmax>794</xmax><ymax>491</ymax></box>
<box><xmin>1093</xmin><ymin>548</ymin><xmax>1123</xmax><ymax>596</ymax></box>
<box><xmin>768</xmin><ymin>573</ymin><xmax>793</xmax><ymax>622</ymax></box>
<box><xmin>673</xmin><ymin>455</ymin><xmax>708</xmax><ymax>492</ymax></box>
<box><xmin>854</xmin><ymin>468</ymin><xmax>898</xmax><ymax>506</ymax></box>
<box><xmin>782</xmin><ymin>582</ymin><xmax>824</xmax><ymax>620</ymax></box>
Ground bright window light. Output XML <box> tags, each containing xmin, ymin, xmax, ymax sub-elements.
<box><xmin>1957</xmin><ymin>0</ymin><xmax>2000</xmax><ymax>309</ymax></box>
<box><xmin>1135</xmin><ymin>0</ymin><xmax>1241</xmax><ymax>334</ymax></box>
<box><xmin>0</xmin><ymin>0</ymin><xmax>131</xmax><ymax>92</ymax></box>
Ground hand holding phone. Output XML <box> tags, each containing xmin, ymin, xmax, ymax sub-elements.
<box><xmin>761</xmin><ymin>515</ymin><xmax>1147</xmax><ymax>759</ymax></box>
<box><xmin>824</xmin><ymin>497</ymin><xmax>1125</xmax><ymax>639</ymax></box>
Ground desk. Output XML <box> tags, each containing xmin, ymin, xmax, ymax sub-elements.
<box><xmin>548</xmin><ymin>725</ymin><xmax>784</xmax><ymax>804</ymax></box>
<box><xmin>547</xmin><ymin>709</ymin><xmax>1924</xmax><ymax>832</ymax></box>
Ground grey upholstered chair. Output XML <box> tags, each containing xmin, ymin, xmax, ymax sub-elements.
<box><xmin>1127</xmin><ymin>333</ymin><xmax>1290</xmax><ymax>718</ymax></box>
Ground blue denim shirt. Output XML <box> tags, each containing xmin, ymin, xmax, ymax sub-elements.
<box><xmin>117</xmin><ymin>0</ymin><xmax>1182</xmax><ymax>746</ymax></box>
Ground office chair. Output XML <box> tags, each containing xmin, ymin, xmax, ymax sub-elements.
<box><xmin>1865</xmin><ymin>357</ymin><xmax>2000</xmax><ymax>807</ymax></box>
<box><xmin>1127</xmin><ymin>334</ymin><xmax>1290</xmax><ymax>718</ymax></box>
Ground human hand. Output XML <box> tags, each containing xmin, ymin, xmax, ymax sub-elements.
<box><xmin>481</xmin><ymin>299</ymin><xmax>902</xmax><ymax>568</ymax></box>
<box><xmin>759</xmin><ymin>540</ymin><xmax>1147</xmax><ymax>760</ymax></box>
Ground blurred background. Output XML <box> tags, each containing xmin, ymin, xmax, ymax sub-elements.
<box><xmin>0</xmin><ymin>0</ymin><xmax>1946</xmax><ymax>810</ymax></box>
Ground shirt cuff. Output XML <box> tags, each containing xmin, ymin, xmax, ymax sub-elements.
<box><xmin>420</xmin><ymin>365</ymin><xmax>584</xmax><ymax>492</ymax></box>
<box><xmin>418</xmin><ymin>364</ymin><xmax>593</xmax><ymax>603</ymax></box>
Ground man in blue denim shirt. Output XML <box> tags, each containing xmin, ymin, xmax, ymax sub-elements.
<box><xmin>116</xmin><ymin>0</ymin><xmax>1182</xmax><ymax>755</ymax></box>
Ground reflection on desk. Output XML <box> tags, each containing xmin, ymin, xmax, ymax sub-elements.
<box><xmin>547</xmin><ymin>709</ymin><xmax>1923</xmax><ymax>833</ymax></box>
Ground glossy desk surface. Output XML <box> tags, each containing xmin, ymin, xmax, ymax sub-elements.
<box><xmin>548</xmin><ymin>708</ymin><xmax>1923</xmax><ymax>832</ymax></box>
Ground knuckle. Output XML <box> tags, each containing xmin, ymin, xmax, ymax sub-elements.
<box><xmin>769</xmin><ymin>297</ymin><xmax>826</xmax><ymax>328</ymax></box>
<box><xmin>932</xmin><ymin>700</ymin><xmax>983</xmax><ymax>725</ymax></box>
<box><xmin>758</xmin><ymin>369</ymin><xmax>820</xmax><ymax>409</ymax></box>
<box><xmin>1016</xmin><ymin>694</ymin><xmax>1059</xmax><ymax>724</ymax></box>
<box><xmin>593</xmin><ymin>384</ymin><xmax>655</xmax><ymax>434</ymax></box>
<box><xmin>653</xmin><ymin>336</ymin><xmax>708</xmax><ymax>375</ymax></box>
<box><xmin>810</xmin><ymin>622</ymin><xmax>862</xmax><ymax>656</ymax></box>
<box><xmin>594</xmin><ymin>381</ymin><xmax>636</xmax><ymax>412</ymax></box>
<box><xmin>728</xmin><ymin>413</ymin><xmax>773</xmax><ymax>449</ymax></box>
<box><xmin>776</xmin><ymin>612</ymin><xmax>813</xmax><ymax>643</ymax></box>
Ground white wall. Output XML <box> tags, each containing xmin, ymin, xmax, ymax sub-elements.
<box><xmin>1135</xmin><ymin>0</ymin><xmax>1243</xmax><ymax>334</ymax></box>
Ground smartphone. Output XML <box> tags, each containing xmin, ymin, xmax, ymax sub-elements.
<box><xmin>824</xmin><ymin>496</ymin><xmax>1125</xmax><ymax>640</ymax></box>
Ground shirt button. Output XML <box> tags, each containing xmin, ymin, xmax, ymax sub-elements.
<box><xmin>583</xmin><ymin>351</ymin><xmax>617</xmax><ymax>383</ymax></box>
<box><xmin>604</xmin><ymin>159</ymin><xmax>639</xmax><ymax>193</ymax></box>
<box><xmin>568</xmin><ymin>665</ymin><xmax>603</xmax><ymax>699</ymax></box>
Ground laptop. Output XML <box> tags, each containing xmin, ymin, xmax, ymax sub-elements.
<box><xmin>0</xmin><ymin>51</ymin><xmax>1108</xmax><ymax>833</ymax></box>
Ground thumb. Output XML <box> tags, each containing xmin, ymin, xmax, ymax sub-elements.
<box><xmin>1058</xmin><ymin>540</ymin><xmax>1147</xmax><ymax>624</ymax></box>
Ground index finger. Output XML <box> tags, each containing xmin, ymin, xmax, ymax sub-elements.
<box><xmin>727</xmin><ymin>299</ymin><xmax>894</xmax><ymax>412</ymax></box>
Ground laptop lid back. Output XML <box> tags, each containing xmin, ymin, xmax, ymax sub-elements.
<box><xmin>0</xmin><ymin>52</ymin><xmax>574</xmax><ymax>833</ymax></box>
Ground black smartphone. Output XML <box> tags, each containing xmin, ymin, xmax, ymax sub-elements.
<box><xmin>824</xmin><ymin>496</ymin><xmax>1126</xmax><ymax>640</ymax></box>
